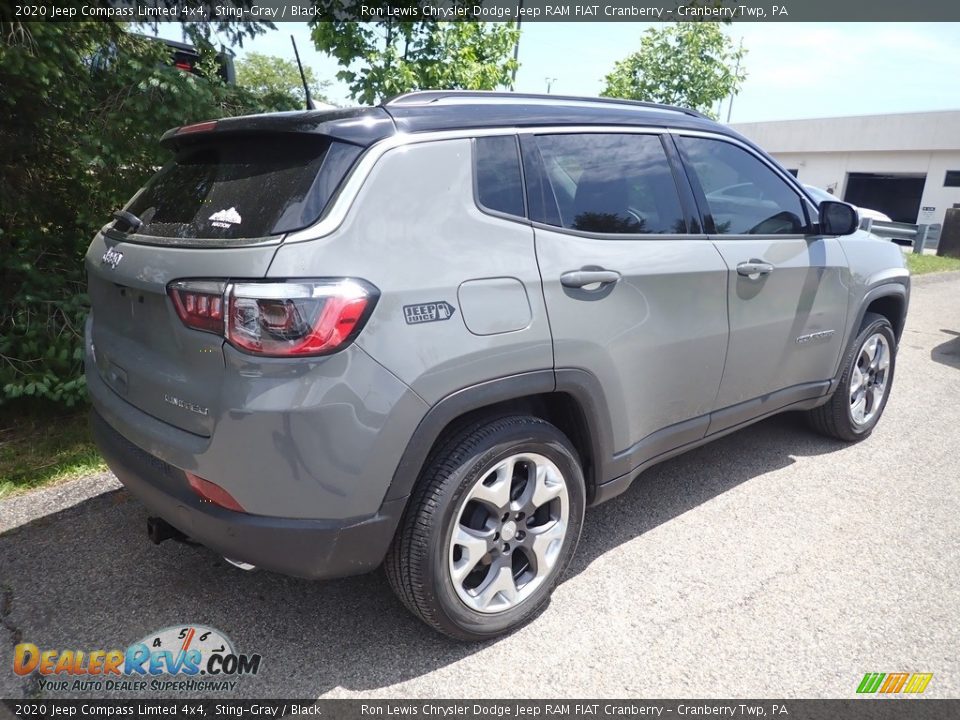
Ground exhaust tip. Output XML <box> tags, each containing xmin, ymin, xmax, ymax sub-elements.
<box><xmin>147</xmin><ymin>516</ymin><xmax>187</xmax><ymax>545</ymax></box>
<box><xmin>224</xmin><ymin>557</ymin><xmax>257</xmax><ymax>571</ymax></box>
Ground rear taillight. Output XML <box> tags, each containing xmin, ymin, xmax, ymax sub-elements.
<box><xmin>167</xmin><ymin>279</ymin><xmax>378</xmax><ymax>357</ymax></box>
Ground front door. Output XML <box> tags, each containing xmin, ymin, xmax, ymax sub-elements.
<box><xmin>675</xmin><ymin>134</ymin><xmax>849</xmax><ymax>432</ymax></box>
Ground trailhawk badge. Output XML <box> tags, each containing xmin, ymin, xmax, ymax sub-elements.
<box><xmin>209</xmin><ymin>207</ymin><xmax>242</xmax><ymax>228</ymax></box>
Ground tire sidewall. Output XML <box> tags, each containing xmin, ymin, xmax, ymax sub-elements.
<box><xmin>842</xmin><ymin>318</ymin><xmax>897</xmax><ymax>437</ymax></box>
<box><xmin>426</xmin><ymin>422</ymin><xmax>585</xmax><ymax>639</ymax></box>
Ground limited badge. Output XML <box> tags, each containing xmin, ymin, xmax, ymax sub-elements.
<box><xmin>404</xmin><ymin>301</ymin><xmax>456</xmax><ymax>325</ymax></box>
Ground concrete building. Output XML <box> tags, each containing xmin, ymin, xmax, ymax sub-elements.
<box><xmin>731</xmin><ymin>110</ymin><xmax>960</xmax><ymax>227</ymax></box>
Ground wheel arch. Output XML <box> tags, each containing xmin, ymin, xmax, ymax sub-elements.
<box><xmin>833</xmin><ymin>280</ymin><xmax>908</xmax><ymax>382</ymax></box>
<box><xmin>384</xmin><ymin>369</ymin><xmax>615</xmax><ymax>508</ymax></box>
<box><xmin>863</xmin><ymin>292</ymin><xmax>907</xmax><ymax>341</ymax></box>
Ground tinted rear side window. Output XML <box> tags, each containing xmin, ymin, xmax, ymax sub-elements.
<box><xmin>533</xmin><ymin>133</ymin><xmax>685</xmax><ymax>235</ymax></box>
<box><xmin>475</xmin><ymin>136</ymin><xmax>525</xmax><ymax>218</ymax></box>
<box><xmin>127</xmin><ymin>136</ymin><xmax>361</xmax><ymax>240</ymax></box>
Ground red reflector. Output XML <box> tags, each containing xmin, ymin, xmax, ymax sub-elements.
<box><xmin>186</xmin><ymin>472</ymin><xmax>245</xmax><ymax>512</ymax></box>
<box><xmin>178</xmin><ymin>120</ymin><xmax>217</xmax><ymax>135</ymax></box>
<box><xmin>175</xmin><ymin>61</ymin><xmax>193</xmax><ymax>71</ymax></box>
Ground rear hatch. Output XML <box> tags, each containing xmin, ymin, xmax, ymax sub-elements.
<box><xmin>86</xmin><ymin>122</ymin><xmax>370</xmax><ymax>436</ymax></box>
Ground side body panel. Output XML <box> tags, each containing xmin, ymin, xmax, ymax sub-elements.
<box><xmin>269</xmin><ymin>138</ymin><xmax>553</xmax><ymax>405</ymax></box>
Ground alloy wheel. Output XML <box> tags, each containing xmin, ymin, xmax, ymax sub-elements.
<box><xmin>448</xmin><ymin>453</ymin><xmax>569</xmax><ymax>614</ymax></box>
<box><xmin>850</xmin><ymin>332</ymin><xmax>890</xmax><ymax>426</ymax></box>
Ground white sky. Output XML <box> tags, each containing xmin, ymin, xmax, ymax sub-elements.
<box><xmin>155</xmin><ymin>21</ymin><xmax>960</xmax><ymax>122</ymax></box>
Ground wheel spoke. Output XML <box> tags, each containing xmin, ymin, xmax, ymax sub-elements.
<box><xmin>470</xmin><ymin>458</ymin><xmax>515</xmax><ymax>510</ymax></box>
<box><xmin>870</xmin><ymin>384</ymin><xmax>885</xmax><ymax>414</ymax></box>
<box><xmin>863</xmin><ymin>336</ymin><xmax>879</xmax><ymax>366</ymax></box>
<box><xmin>529</xmin><ymin>519</ymin><xmax>565</xmax><ymax>572</ymax></box>
<box><xmin>849</xmin><ymin>366</ymin><xmax>864</xmax><ymax>399</ymax></box>
<box><xmin>473</xmin><ymin>564</ymin><xmax>518</xmax><ymax>612</ymax></box>
<box><xmin>875</xmin><ymin>341</ymin><xmax>890</xmax><ymax>372</ymax></box>
<box><xmin>451</xmin><ymin>525</ymin><xmax>493</xmax><ymax>582</ymax></box>
<box><xmin>851</xmin><ymin>395</ymin><xmax>867</xmax><ymax>424</ymax></box>
<box><xmin>530</xmin><ymin>461</ymin><xmax>564</xmax><ymax>508</ymax></box>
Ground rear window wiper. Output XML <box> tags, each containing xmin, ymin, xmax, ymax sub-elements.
<box><xmin>112</xmin><ymin>210</ymin><xmax>142</xmax><ymax>234</ymax></box>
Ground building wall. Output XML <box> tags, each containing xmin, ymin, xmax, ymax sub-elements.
<box><xmin>731</xmin><ymin>112</ymin><xmax>960</xmax><ymax>227</ymax></box>
<box><xmin>769</xmin><ymin>150</ymin><xmax>960</xmax><ymax>225</ymax></box>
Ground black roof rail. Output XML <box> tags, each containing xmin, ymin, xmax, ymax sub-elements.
<box><xmin>382</xmin><ymin>90</ymin><xmax>708</xmax><ymax>119</ymax></box>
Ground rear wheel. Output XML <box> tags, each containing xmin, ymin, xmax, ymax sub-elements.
<box><xmin>385</xmin><ymin>415</ymin><xmax>585</xmax><ymax>641</ymax></box>
<box><xmin>807</xmin><ymin>313</ymin><xmax>897</xmax><ymax>441</ymax></box>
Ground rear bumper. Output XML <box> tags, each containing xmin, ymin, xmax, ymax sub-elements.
<box><xmin>91</xmin><ymin>409</ymin><xmax>406</xmax><ymax>580</ymax></box>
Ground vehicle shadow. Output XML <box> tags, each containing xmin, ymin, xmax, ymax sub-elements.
<box><xmin>931</xmin><ymin>329</ymin><xmax>960</xmax><ymax>369</ymax></box>
<box><xmin>0</xmin><ymin>413</ymin><xmax>846</xmax><ymax>699</ymax></box>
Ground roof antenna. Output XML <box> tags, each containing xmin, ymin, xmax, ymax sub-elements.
<box><xmin>290</xmin><ymin>35</ymin><xmax>313</xmax><ymax>110</ymax></box>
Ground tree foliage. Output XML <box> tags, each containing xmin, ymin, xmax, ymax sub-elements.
<box><xmin>236</xmin><ymin>51</ymin><xmax>331</xmax><ymax>111</ymax></box>
<box><xmin>311</xmin><ymin>13</ymin><xmax>519</xmax><ymax>104</ymax></box>
<box><xmin>601</xmin><ymin>23</ymin><xmax>746</xmax><ymax>119</ymax></box>
<box><xmin>0</xmin><ymin>22</ymin><xmax>267</xmax><ymax>408</ymax></box>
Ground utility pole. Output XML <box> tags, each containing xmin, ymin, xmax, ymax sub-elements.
<box><xmin>545</xmin><ymin>77</ymin><xmax>557</xmax><ymax>94</ymax></box>
<box><xmin>510</xmin><ymin>1</ymin><xmax>523</xmax><ymax>90</ymax></box>
<box><xmin>725</xmin><ymin>37</ymin><xmax>744</xmax><ymax>124</ymax></box>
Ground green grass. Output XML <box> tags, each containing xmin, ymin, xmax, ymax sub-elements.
<box><xmin>906</xmin><ymin>253</ymin><xmax>960</xmax><ymax>275</ymax></box>
<box><xmin>0</xmin><ymin>411</ymin><xmax>105</xmax><ymax>499</ymax></box>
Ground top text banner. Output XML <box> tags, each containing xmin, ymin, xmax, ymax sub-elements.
<box><xmin>25</xmin><ymin>0</ymin><xmax>960</xmax><ymax>22</ymax></box>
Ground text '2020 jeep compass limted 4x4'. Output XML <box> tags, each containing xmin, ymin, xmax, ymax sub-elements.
<box><xmin>86</xmin><ymin>91</ymin><xmax>909</xmax><ymax>640</ymax></box>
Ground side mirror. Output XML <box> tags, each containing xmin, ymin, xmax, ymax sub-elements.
<box><xmin>819</xmin><ymin>200</ymin><xmax>859</xmax><ymax>236</ymax></box>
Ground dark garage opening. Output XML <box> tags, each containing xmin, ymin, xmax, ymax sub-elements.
<box><xmin>843</xmin><ymin>172</ymin><xmax>926</xmax><ymax>223</ymax></box>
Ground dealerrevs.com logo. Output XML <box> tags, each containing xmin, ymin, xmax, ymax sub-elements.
<box><xmin>13</xmin><ymin>625</ymin><xmax>261</xmax><ymax>693</ymax></box>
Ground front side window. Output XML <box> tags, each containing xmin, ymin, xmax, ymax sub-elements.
<box><xmin>533</xmin><ymin>133</ymin><xmax>686</xmax><ymax>235</ymax></box>
<box><xmin>474</xmin><ymin>135</ymin><xmax>525</xmax><ymax>218</ymax></box>
<box><xmin>678</xmin><ymin>136</ymin><xmax>808</xmax><ymax>235</ymax></box>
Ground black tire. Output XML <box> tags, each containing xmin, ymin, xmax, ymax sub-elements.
<box><xmin>385</xmin><ymin>415</ymin><xmax>586</xmax><ymax>641</ymax></box>
<box><xmin>807</xmin><ymin>312</ymin><xmax>897</xmax><ymax>442</ymax></box>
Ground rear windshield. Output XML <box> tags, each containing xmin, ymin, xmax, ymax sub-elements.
<box><xmin>126</xmin><ymin>135</ymin><xmax>362</xmax><ymax>240</ymax></box>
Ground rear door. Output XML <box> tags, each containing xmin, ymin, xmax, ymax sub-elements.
<box><xmin>86</xmin><ymin>132</ymin><xmax>359</xmax><ymax>435</ymax></box>
<box><xmin>674</xmin><ymin>134</ymin><xmax>849</xmax><ymax>431</ymax></box>
<box><xmin>525</xmin><ymin>130</ymin><xmax>730</xmax><ymax>475</ymax></box>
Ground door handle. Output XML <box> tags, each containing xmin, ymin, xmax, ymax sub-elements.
<box><xmin>736</xmin><ymin>260</ymin><xmax>774</xmax><ymax>278</ymax></box>
<box><xmin>560</xmin><ymin>269</ymin><xmax>621</xmax><ymax>288</ymax></box>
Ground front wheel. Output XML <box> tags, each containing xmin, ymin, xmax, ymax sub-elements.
<box><xmin>385</xmin><ymin>415</ymin><xmax>586</xmax><ymax>641</ymax></box>
<box><xmin>807</xmin><ymin>312</ymin><xmax>897</xmax><ymax>441</ymax></box>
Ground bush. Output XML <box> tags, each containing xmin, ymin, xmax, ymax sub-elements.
<box><xmin>0</xmin><ymin>23</ymin><xmax>265</xmax><ymax>409</ymax></box>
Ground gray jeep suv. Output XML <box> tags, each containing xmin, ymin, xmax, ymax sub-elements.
<box><xmin>85</xmin><ymin>91</ymin><xmax>909</xmax><ymax>640</ymax></box>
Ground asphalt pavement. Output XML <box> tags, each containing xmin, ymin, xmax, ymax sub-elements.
<box><xmin>2</xmin><ymin>272</ymin><xmax>959</xmax><ymax>699</ymax></box>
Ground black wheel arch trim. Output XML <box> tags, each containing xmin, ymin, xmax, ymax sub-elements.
<box><xmin>836</xmin><ymin>280</ymin><xmax>909</xmax><ymax>382</ymax></box>
<box><xmin>383</xmin><ymin>369</ymin><xmax>617</xmax><ymax>506</ymax></box>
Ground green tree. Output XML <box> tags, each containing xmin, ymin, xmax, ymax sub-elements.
<box><xmin>601</xmin><ymin>23</ymin><xmax>746</xmax><ymax>119</ymax></box>
<box><xmin>236</xmin><ymin>51</ymin><xmax>331</xmax><ymax>111</ymax></box>
<box><xmin>311</xmin><ymin>16</ymin><xmax>520</xmax><ymax>105</ymax></box>
<box><xmin>0</xmin><ymin>22</ymin><xmax>267</xmax><ymax>408</ymax></box>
